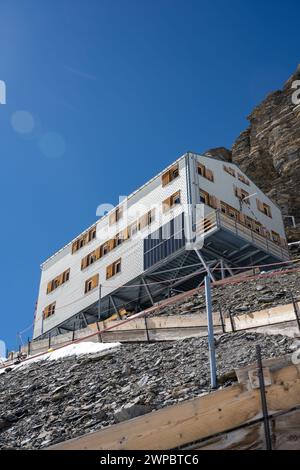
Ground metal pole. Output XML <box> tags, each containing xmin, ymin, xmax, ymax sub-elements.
<box><xmin>228</xmin><ymin>307</ymin><xmax>235</xmax><ymax>332</ymax></box>
<box><xmin>256</xmin><ymin>345</ymin><xmax>272</xmax><ymax>450</ymax></box>
<box><xmin>204</xmin><ymin>275</ymin><xmax>217</xmax><ymax>389</ymax></box>
<box><xmin>98</xmin><ymin>284</ymin><xmax>102</xmax><ymax>321</ymax></box>
<box><xmin>218</xmin><ymin>302</ymin><xmax>226</xmax><ymax>333</ymax></box>
<box><xmin>290</xmin><ymin>290</ymin><xmax>300</xmax><ymax>332</ymax></box>
<box><xmin>144</xmin><ymin>316</ymin><xmax>150</xmax><ymax>342</ymax></box>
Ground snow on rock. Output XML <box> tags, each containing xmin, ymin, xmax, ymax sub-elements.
<box><xmin>0</xmin><ymin>341</ymin><xmax>121</xmax><ymax>374</ymax></box>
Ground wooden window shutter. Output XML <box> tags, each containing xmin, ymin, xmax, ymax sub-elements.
<box><xmin>43</xmin><ymin>305</ymin><xmax>48</xmax><ymax>319</ymax></box>
<box><xmin>206</xmin><ymin>169</ymin><xmax>214</xmax><ymax>182</ymax></box>
<box><xmin>209</xmin><ymin>195</ymin><xmax>218</xmax><ymax>209</ymax></box>
<box><xmin>81</xmin><ymin>255</ymin><xmax>88</xmax><ymax>270</ymax></box>
<box><xmin>256</xmin><ymin>199</ymin><xmax>263</xmax><ymax>211</ymax></box>
<box><xmin>162</xmin><ymin>196</ymin><xmax>171</xmax><ymax>213</ymax></box>
<box><xmin>139</xmin><ymin>213</ymin><xmax>148</xmax><ymax>229</ymax></box>
<box><xmin>108</xmin><ymin>239</ymin><xmax>115</xmax><ymax>251</ymax></box>
<box><xmin>92</xmin><ymin>274</ymin><xmax>99</xmax><ymax>289</ymax></box>
<box><xmin>122</xmin><ymin>227</ymin><xmax>130</xmax><ymax>240</ymax></box>
<box><xmin>238</xmin><ymin>212</ymin><xmax>245</xmax><ymax>224</ymax></box>
<box><xmin>109</xmin><ymin>211</ymin><xmax>117</xmax><ymax>226</ymax></box>
<box><xmin>72</xmin><ymin>241</ymin><xmax>78</xmax><ymax>254</ymax></box>
<box><xmin>234</xmin><ymin>186</ymin><xmax>242</xmax><ymax>198</ymax></box>
<box><xmin>46</xmin><ymin>282</ymin><xmax>52</xmax><ymax>294</ymax></box>
<box><xmin>94</xmin><ymin>247</ymin><xmax>101</xmax><ymax>259</ymax></box>
<box><xmin>162</xmin><ymin>170</ymin><xmax>170</xmax><ymax>187</ymax></box>
<box><xmin>106</xmin><ymin>264</ymin><xmax>113</xmax><ymax>279</ymax></box>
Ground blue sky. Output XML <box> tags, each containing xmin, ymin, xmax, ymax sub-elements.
<box><xmin>0</xmin><ymin>0</ymin><xmax>299</xmax><ymax>351</ymax></box>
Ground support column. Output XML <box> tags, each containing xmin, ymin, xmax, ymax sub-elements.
<box><xmin>142</xmin><ymin>277</ymin><xmax>154</xmax><ymax>306</ymax></box>
<box><xmin>110</xmin><ymin>295</ymin><xmax>121</xmax><ymax>319</ymax></box>
<box><xmin>194</xmin><ymin>249</ymin><xmax>216</xmax><ymax>282</ymax></box>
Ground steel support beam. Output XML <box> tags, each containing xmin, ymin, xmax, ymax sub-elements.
<box><xmin>81</xmin><ymin>312</ymin><xmax>88</xmax><ymax>328</ymax></box>
<box><xmin>233</xmin><ymin>249</ymin><xmax>261</xmax><ymax>264</ymax></box>
<box><xmin>110</xmin><ymin>295</ymin><xmax>121</xmax><ymax>319</ymax></box>
<box><xmin>194</xmin><ymin>249</ymin><xmax>216</xmax><ymax>282</ymax></box>
<box><xmin>142</xmin><ymin>277</ymin><xmax>154</xmax><ymax>306</ymax></box>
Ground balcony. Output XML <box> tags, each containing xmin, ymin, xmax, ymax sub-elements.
<box><xmin>197</xmin><ymin>210</ymin><xmax>289</xmax><ymax>261</ymax></box>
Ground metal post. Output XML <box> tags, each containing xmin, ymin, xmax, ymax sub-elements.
<box><xmin>220</xmin><ymin>259</ymin><xmax>225</xmax><ymax>280</ymax></box>
<box><xmin>96</xmin><ymin>321</ymin><xmax>103</xmax><ymax>343</ymax></box>
<box><xmin>218</xmin><ymin>302</ymin><xmax>226</xmax><ymax>333</ymax></box>
<box><xmin>290</xmin><ymin>291</ymin><xmax>300</xmax><ymax>332</ymax></box>
<box><xmin>72</xmin><ymin>323</ymin><xmax>76</xmax><ymax>342</ymax></box>
<box><xmin>48</xmin><ymin>333</ymin><xmax>51</xmax><ymax>349</ymax></box>
<box><xmin>228</xmin><ymin>307</ymin><xmax>235</xmax><ymax>332</ymax></box>
<box><xmin>142</xmin><ymin>277</ymin><xmax>154</xmax><ymax>306</ymax></box>
<box><xmin>98</xmin><ymin>284</ymin><xmax>102</xmax><ymax>321</ymax></box>
<box><xmin>27</xmin><ymin>338</ymin><xmax>31</xmax><ymax>356</ymax></box>
<box><xmin>144</xmin><ymin>316</ymin><xmax>150</xmax><ymax>342</ymax></box>
<box><xmin>204</xmin><ymin>275</ymin><xmax>217</xmax><ymax>389</ymax></box>
<box><xmin>256</xmin><ymin>345</ymin><xmax>272</xmax><ymax>450</ymax></box>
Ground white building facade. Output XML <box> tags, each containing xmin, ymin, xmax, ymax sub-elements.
<box><xmin>33</xmin><ymin>153</ymin><xmax>289</xmax><ymax>340</ymax></box>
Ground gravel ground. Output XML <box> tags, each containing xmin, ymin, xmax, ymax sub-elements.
<box><xmin>0</xmin><ymin>331</ymin><xmax>297</xmax><ymax>449</ymax></box>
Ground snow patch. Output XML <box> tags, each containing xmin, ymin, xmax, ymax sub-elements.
<box><xmin>0</xmin><ymin>341</ymin><xmax>121</xmax><ymax>374</ymax></box>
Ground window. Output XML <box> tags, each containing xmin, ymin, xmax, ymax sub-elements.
<box><xmin>162</xmin><ymin>191</ymin><xmax>181</xmax><ymax>212</ymax></box>
<box><xmin>244</xmin><ymin>215</ymin><xmax>253</xmax><ymax>229</ymax></box>
<box><xmin>234</xmin><ymin>186</ymin><xmax>250</xmax><ymax>204</ymax></box>
<box><xmin>84</xmin><ymin>274</ymin><xmax>99</xmax><ymax>294</ymax></box>
<box><xmin>238</xmin><ymin>173</ymin><xmax>250</xmax><ymax>186</ymax></box>
<box><xmin>72</xmin><ymin>225</ymin><xmax>97</xmax><ymax>253</ymax></box>
<box><xmin>138</xmin><ymin>209</ymin><xmax>155</xmax><ymax>230</ymax></box>
<box><xmin>88</xmin><ymin>227</ymin><xmax>97</xmax><ymax>241</ymax></box>
<box><xmin>106</xmin><ymin>258</ymin><xmax>122</xmax><ymax>279</ymax></box>
<box><xmin>62</xmin><ymin>269</ymin><xmax>70</xmax><ymax>283</ymax></box>
<box><xmin>115</xmin><ymin>233</ymin><xmax>124</xmax><ymax>246</ymax></box>
<box><xmin>199</xmin><ymin>189</ymin><xmax>209</xmax><ymax>205</ymax></box>
<box><xmin>102</xmin><ymin>242</ymin><xmax>109</xmax><ymax>256</ymax></box>
<box><xmin>272</xmin><ymin>231</ymin><xmax>280</xmax><ymax>244</ymax></box>
<box><xmin>130</xmin><ymin>222</ymin><xmax>138</xmax><ymax>236</ymax></box>
<box><xmin>47</xmin><ymin>269</ymin><xmax>70</xmax><ymax>294</ymax></box>
<box><xmin>220</xmin><ymin>201</ymin><xmax>238</xmax><ymax>219</ymax></box>
<box><xmin>223</xmin><ymin>165</ymin><xmax>236</xmax><ymax>177</ymax></box>
<box><xmin>256</xmin><ymin>199</ymin><xmax>272</xmax><ymax>218</ymax></box>
<box><xmin>198</xmin><ymin>164</ymin><xmax>214</xmax><ymax>182</ymax></box>
<box><xmin>109</xmin><ymin>206</ymin><xmax>123</xmax><ymax>226</ymax></box>
<box><xmin>253</xmin><ymin>221</ymin><xmax>262</xmax><ymax>234</ymax></box>
<box><xmin>81</xmin><ymin>247</ymin><xmax>101</xmax><ymax>270</ymax></box>
<box><xmin>43</xmin><ymin>302</ymin><xmax>56</xmax><ymax>319</ymax></box>
<box><xmin>161</xmin><ymin>164</ymin><xmax>179</xmax><ymax>187</ymax></box>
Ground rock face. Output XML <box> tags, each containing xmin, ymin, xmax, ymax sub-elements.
<box><xmin>0</xmin><ymin>332</ymin><xmax>296</xmax><ymax>449</ymax></box>
<box><xmin>205</xmin><ymin>65</ymin><xmax>300</xmax><ymax>241</ymax></box>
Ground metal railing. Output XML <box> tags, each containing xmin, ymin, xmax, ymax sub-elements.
<box><xmin>197</xmin><ymin>210</ymin><xmax>290</xmax><ymax>260</ymax></box>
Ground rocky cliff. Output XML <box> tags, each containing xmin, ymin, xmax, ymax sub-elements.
<box><xmin>205</xmin><ymin>65</ymin><xmax>300</xmax><ymax>241</ymax></box>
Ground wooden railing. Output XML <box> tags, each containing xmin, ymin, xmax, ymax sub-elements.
<box><xmin>196</xmin><ymin>210</ymin><xmax>289</xmax><ymax>260</ymax></box>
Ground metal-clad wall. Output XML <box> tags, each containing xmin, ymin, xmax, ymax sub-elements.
<box><xmin>143</xmin><ymin>213</ymin><xmax>185</xmax><ymax>270</ymax></box>
<box><xmin>191</xmin><ymin>153</ymin><xmax>286</xmax><ymax>238</ymax></box>
<box><xmin>33</xmin><ymin>157</ymin><xmax>188</xmax><ymax>338</ymax></box>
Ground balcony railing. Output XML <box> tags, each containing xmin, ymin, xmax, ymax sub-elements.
<box><xmin>196</xmin><ymin>210</ymin><xmax>290</xmax><ymax>261</ymax></box>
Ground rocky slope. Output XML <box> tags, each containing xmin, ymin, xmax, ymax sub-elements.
<box><xmin>0</xmin><ymin>332</ymin><xmax>296</xmax><ymax>449</ymax></box>
<box><xmin>151</xmin><ymin>269</ymin><xmax>300</xmax><ymax>318</ymax></box>
<box><xmin>205</xmin><ymin>65</ymin><xmax>300</xmax><ymax>241</ymax></box>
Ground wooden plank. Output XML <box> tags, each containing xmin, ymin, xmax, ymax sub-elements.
<box><xmin>225</xmin><ymin>302</ymin><xmax>298</xmax><ymax>331</ymax></box>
